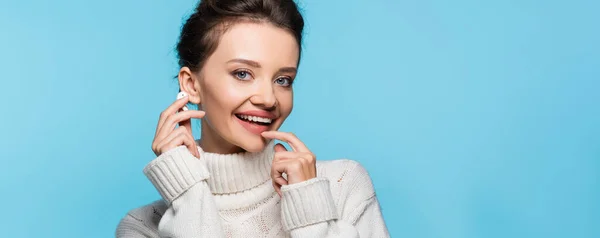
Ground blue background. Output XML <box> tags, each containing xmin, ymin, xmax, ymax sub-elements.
<box><xmin>1</xmin><ymin>0</ymin><xmax>598</xmax><ymax>237</ymax></box>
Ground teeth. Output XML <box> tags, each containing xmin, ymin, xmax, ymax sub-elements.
<box><xmin>239</xmin><ymin>114</ymin><xmax>272</xmax><ymax>124</ymax></box>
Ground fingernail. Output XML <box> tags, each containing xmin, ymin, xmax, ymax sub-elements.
<box><xmin>182</xmin><ymin>106</ymin><xmax>188</xmax><ymax>111</ymax></box>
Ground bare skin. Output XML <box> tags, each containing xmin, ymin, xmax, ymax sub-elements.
<box><xmin>151</xmin><ymin>22</ymin><xmax>316</xmax><ymax>196</ymax></box>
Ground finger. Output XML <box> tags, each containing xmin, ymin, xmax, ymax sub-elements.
<box><xmin>274</xmin><ymin>143</ymin><xmax>287</xmax><ymax>152</ymax></box>
<box><xmin>156</xmin><ymin>127</ymin><xmax>199</xmax><ymax>158</ymax></box>
<box><xmin>272</xmin><ymin>180</ymin><xmax>282</xmax><ymax>197</ymax></box>
<box><xmin>261</xmin><ymin>131</ymin><xmax>309</xmax><ymax>152</ymax></box>
<box><xmin>272</xmin><ymin>151</ymin><xmax>298</xmax><ymax>163</ymax></box>
<box><xmin>156</xmin><ymin>110</ymin><xmax>205</xmax><ymax>142</ymax></box>
<box><xmin>180</xmin><ymin>127</ymin><xmax>200</xmax><ymax>158</ymax></box>
<box><xmin>271</xmin><ymin>161</ymin><xmax>291</xmax><ymax>185</ymax></box>
<box><xmin>179</xmin><ymin>114</ymin><xmax>193</xmax><ymax>136</ymax></box>
<box><xmin>156</xmin><ymin>95</ymin><xmax>191</xmax><ymax>136</ymax></box>
<box><xmin>273</xmin><ymin>159</ymin><xmax>310</xmax><ymax>184</ymax></box>
<box><xmin>184</xmin><ymin>135</ymin><xmax>200</xmax><ymax>159</ymax></box>
<box><xmin>161</xmin><ymin>131</ymin><xmax>200</xmax><ymax>158</ymax></box>
<box><xmin>155</xmin><ymin>127</ymin><xmax>188</xmax><ymax>153</ymax></box>
<box><xmin>160</xmin><ymin>110</ymin><xmax>205</xmax><ymax>134</ymax></box>
<box><xmin>271</xmin><ymin>168</ymin><xmax>289</xmax><ymax>188</ymax></box>
<box><xmin>177</xmin><ymin>102</ymin><xmax>194</xmax><ymax>135</ymax></box>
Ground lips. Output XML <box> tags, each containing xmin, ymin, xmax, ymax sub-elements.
<box><xmin>234</xmin><ymin>114</ymin><xmax>272</xmax><ymax>135</ymax></box>
<box><xmin>234</xmin><ymin>110</ymin><xmax>277</xmax><ymax>135</ymax></box>
<box><xmin>236</xmin><ymin>110</ymin><xmax>276</xmax><ymax>119</ymax></box>
<box><xmin>237</xmin><ymin>114</ymin><xmax>272</xmax><ymax>124</ymax></box>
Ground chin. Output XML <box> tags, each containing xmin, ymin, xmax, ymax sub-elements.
<box><xmin>238</xmin><ymin>137</ymin><xmax>270</xmax><ymax>153</ymax></box>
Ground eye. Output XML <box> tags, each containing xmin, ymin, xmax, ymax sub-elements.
<box><xmin>275</xmin><ymin>77</ymin><xmax>292</xmax><ymax>87</ymax></box>
<box><xmin>232</xmin><ymin>70</ymin><xmax>252</xmax><ymax>80</ymax></box>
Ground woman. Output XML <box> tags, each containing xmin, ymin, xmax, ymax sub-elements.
<box><xmin>116</xmin><ymin>0</ymin><xmax>389</xmax><ymax>237</ymax></box>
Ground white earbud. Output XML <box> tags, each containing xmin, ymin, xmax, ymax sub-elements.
<box><xmin>177</xmin><ymin>91</ymin><xmax>187</xmax><ymax>99</ymax></box>
<box><xmin>177</xmin><ymin>92</ymin><xmax>189</xmax><ymax>111</ymax></box>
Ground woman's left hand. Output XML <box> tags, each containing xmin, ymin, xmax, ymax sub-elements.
<box><xmin>261</xmin><ymin>131</ymin><xmax>317</xmax><ymax>196</ymax></box>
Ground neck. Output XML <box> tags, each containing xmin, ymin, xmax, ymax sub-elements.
<box><xmin>198</xmin><ymin>140</ymin><xmax>275</xmax><ymax>194</ymax></box>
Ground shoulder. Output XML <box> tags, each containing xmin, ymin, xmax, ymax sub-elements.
<box><xmin>316</xmin><ymin>159</ymin><xmax>376</xmax><ymax>199</ymax></box>
<box><xmin>315</xmin><ymin>159</ymin><xmax>379</xmax><ymax>220</ymax></box>
<box><xmin>316</xmin><ymin>159</ymin><xmax>373</xmax><ymax>183</ymax></box>
<box><xmin>115</xmin><ymin>200</ymin><xmax>166</xmax><ymax>237</ymax></box>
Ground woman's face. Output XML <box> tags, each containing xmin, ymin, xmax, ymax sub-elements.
<box><xmin>186</xmin><ymin>22</ymin><xmax>299</xmax><ymax>153</ymax></box>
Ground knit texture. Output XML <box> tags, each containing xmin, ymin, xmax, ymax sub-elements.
<box><xmin>280</xmin><ymin>177</ymin><xmax>338</xmax><ymax>231</ymax></box>
<box><xmin>200</xmin><ymin>143</ymin><xmax>274</xmax><ymax>194</ymax></box>
<box><xmin>116</xmin><ymin>142</ymin><xmax>390</xmax><ymax>237</ymax></box>
<box><xmin>143</xmin><ymin>146</ymin><xmax>210</xmax><ymax>204</ymax></box>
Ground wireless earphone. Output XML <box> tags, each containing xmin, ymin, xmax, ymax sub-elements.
<box><xmin>177</xmin><ymin>92</ymin><xmax>189</xmax><ymax>111</ymax></box>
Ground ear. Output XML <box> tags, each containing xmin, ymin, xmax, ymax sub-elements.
<box><xmin>178</xmin><ymin>67</ymin><xmax>202</xmax><ymax>104</ymax></box>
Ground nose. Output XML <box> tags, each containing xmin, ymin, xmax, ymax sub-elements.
<box><xmin>250</xmin><ymin>81</ymin><xmax>277</xmax><ymax>109</ymax></box>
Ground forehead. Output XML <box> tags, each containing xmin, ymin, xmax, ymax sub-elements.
<box><xmin>211</xmin><ymin>22</ymin><xmax>300</xmax><ymax>67</ymax></box>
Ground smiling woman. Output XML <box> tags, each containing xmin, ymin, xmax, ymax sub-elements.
<box><xmin>191</xmin><ymin>21</ymin><xmax>299</xmax><ymax>154</ymax></box>
<box><xmin>115</xmin><ymin>0</ymin><xmax>390</xmax><ymax>237</ymax></box>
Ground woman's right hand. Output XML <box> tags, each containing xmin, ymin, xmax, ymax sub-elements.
<box><xmin>151</xmin><ymin>95</ymin><xmax>205</xmax><ymax>158</ymax></box>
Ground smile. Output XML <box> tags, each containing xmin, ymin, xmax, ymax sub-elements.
<box><xmin>234</xmin><ymin>111</ymin><xmax>276</xmax><ymax>135</ymax></box>
<box><xmin>235</xmin><ymin>114</ymin><xmax>272</xmax><ymax>124</ymax></box>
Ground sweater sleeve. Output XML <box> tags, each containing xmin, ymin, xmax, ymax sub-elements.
<box><xmin>280</xmin><ymin>161</ymin><xmax>390</xmax><ymax>238</ymax></box>
<box><xmin>117</xmin><ymin>146</ymin><xmax>225</xmax><ymax>238</ymax></box>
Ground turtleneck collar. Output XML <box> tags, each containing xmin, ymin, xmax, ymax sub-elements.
<box><xmin>198</xmin><ymin>141</ymin><xmax>275</xmax><ymax>195</ymax></box>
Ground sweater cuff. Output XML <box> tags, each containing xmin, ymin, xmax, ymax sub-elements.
<box><xmin>280</xmin><ymin>177</ymin><xmax>339</xmax><ymax>231</ymax></box>
<box><xmin>143</xmin><ymin>146</ymin><xmax>209</xmax><ymax>204</ymax></box>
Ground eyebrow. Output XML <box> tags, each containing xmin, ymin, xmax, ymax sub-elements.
<box><xmin>228</xmin><ymin>58</ymin><xmax>261</xmax><ymax>68</ymax></box>
<box><xmin>278</xmin><ymin>67</ymin><xmax>297</xmax><ymax>74</ymax></box>
<box><xmin>227</xmin><ymin>58</ymin><xmax>297</xmax><ymax>74</ymax></box>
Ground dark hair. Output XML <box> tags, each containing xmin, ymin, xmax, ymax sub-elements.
<box><xmin>176</xmin><ymin>0</ymin><xmax>304</xmax><ymax>74</ymax></box>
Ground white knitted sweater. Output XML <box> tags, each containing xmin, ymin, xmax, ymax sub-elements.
<box><xmin>116</xmin><ymin>142</ymin><xmax>389</xmax><ymax>237</ymax></box>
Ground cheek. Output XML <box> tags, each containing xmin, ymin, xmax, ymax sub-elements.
<box><xmin>277</xmin><ymin>90</ymin><xmax>294</xmax><ymax>116</ymax></box>
<box><xmin>202</xmin><ymin>80</ymin><xmax>248</xmax><ymax>118</ymax></box>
